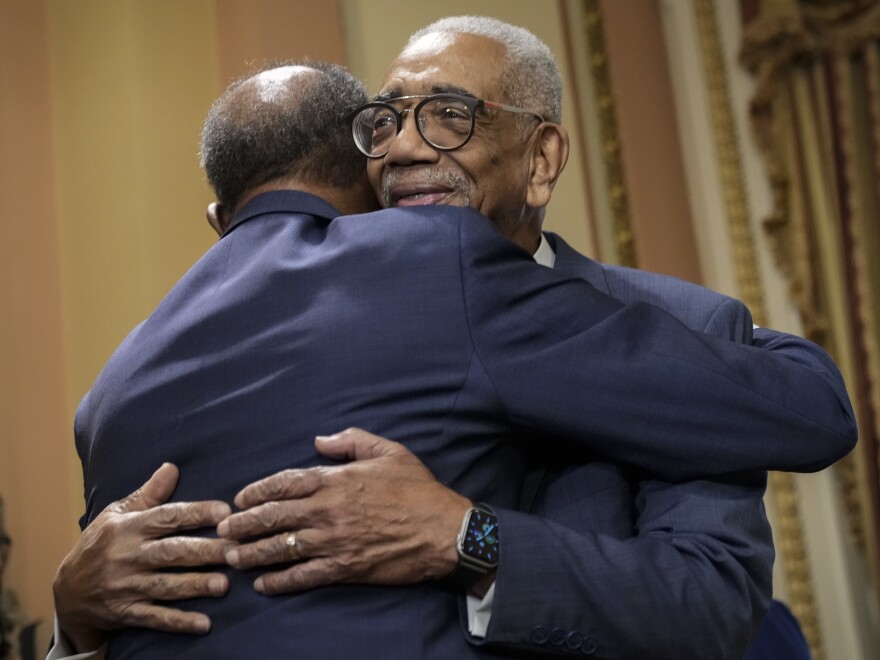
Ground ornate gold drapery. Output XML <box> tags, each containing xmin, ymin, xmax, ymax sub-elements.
<box><xmin>741</xmin><ymin>0</ymin><xmax>880</xmax><ymax>627</ymax></box>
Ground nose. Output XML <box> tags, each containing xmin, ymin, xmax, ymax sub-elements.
<box><xmin>382</xmin><ymin>108</ymin><xmax>440</xmax><ymax>166</ymax></box>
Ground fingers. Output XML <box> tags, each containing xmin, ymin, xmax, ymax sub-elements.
<box><xmin>138</xmin><ymin>500</ymin><xmax>231</xmax><ymax>537</ymax></box>
<box><xmin>219</xmin><ymin>499</ymin><xmax>307</xmax><ymax>540</ymax></box>
<box><xmin>109</xmin><ymin>463</ymin><xmax>180</xmax><ymax>515</ymax></box>
<box><xmin>233</xmin><ymin>468</ymin><xmax>323</xmax><ymax>510</ymax></box>
<box><xmin>140</xmin><ymin>536</ymin><xmax>231</xmax><ymax>568</ymax></box>
<box><xmin>117</xmin><ymin>602</ymin><xmax>213</xmax><ymax>635</ymax></box>
<box><xmin>253</xmin><ymin>557</ymin><xmax>345</xmax><ymax>595</ymax></box>
<box><xmin>226</xmin><ymin>530</ymin><xmax>310</xmax><ymax>569</ymax></box>
<box><xmin>125</xmin><ymin>571</ymin><xmax>229</xmax><ymax>602</ymax></box>
<box><xmin>315</xmin><ymin>428</ymin><xmax>409</xmax><ymax>462</ymax></box>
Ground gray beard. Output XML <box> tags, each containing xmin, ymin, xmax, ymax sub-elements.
<box><xmin>381</xmin><ymin>167</ymin><xmax>471</xmax><ymax>208</ymax></box>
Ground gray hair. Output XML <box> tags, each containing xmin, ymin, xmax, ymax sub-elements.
<box><xmin>200</xmin><ymin>61</ymin><xmax>368</xmax><ymax>211</ymax></box>
<box><xmin>407</xmin><ymin>16</ymin><xmax>562</xmax><ymax>125</ymax></box>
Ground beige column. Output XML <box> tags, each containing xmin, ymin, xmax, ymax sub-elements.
<box><xmin>600</xmin><ymin>0</ymin><xmax>703</xmax><ymax>282</ymax></box>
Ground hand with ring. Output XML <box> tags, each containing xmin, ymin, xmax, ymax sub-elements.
<box><xmin>283</xmin><ymin>531</ymin><xmax>299</xmax><ymax>562</ymax></box>
<box><xmin>217</xmin><ymin>428</ymin><xmax>470</xmax><ymax>595</ymax></box>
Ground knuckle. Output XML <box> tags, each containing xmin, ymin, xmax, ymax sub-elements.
<box><xmin>172</xmin><ymin>576</ymin><xmax>210</xmax><ymax>600</ymax></box>
<box><xmin>331</xmin><ymin>554</ymin><xmax>359</xmax><ymax>575</ymax></box>
<box><xmin>262</xmin><ymin>569</ymin><xmax>299</xmax><ymax>595</ymax></box>
<box><xmin>180</xmin><ymin>501</ymin><xmax>214</xmax><ymax>525</ymax></box>
<box><xmin>236</xmin><ymin>540</ymin><xmax>268</xmax><ymax>567</ymax></box>
<box><xmin>144</xmin><ymin>573</ymin><xmax>169</xmax><ymax>596</ymax></box>
<box><xmin>200</xmin><ymin>539</ymin><xmax>230</xmax><ymax>564</ymax></box>
<box><xmin>153</xmin><ymin>504</ymin><xmax>185</xmax><ymax>527</ymax></box>
<box><xmin>260</xmin><ymin>470</ymin><xmax>297</xmax><ymax>499</ymax></box>
<box><xmin>152</xmin><ymin>608</ymin><xmax>179</xmax><ymax>630</ymax></box>
<box><xmin>152</xmin><ymin>540</ymin><xmax>185</xmax><ymax>564</ymax></box>
<box><xmin>255</xmin><ymin>501</ymin><xmax>285</xmax><ymax>529</ymax></box>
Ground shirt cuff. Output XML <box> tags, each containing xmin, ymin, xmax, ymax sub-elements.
<box><xmin>465</xmin><ymin>581</ymin><xmax>496</xmax><ymax>638</ymax></box>
<box><xmin>47</xmin><ymin>615</ymin><xmax>107</xmax><ymax>660</ymax></box>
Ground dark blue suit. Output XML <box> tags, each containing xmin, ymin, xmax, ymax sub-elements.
<box><xmin>479</xmin><ymin>234</ymin><xmax>844</xmax><ymax>658</ymax></box>
<box><xmin>75</xmin><ymin>191</ymin><xmax>855</xmax><ymax>659</ymax></box>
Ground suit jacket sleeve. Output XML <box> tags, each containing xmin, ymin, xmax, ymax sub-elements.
<box><xmin>470</xmin><ymin>327</ymin><xmax>843</xmax><ymax>657</ymax></box>
<box><xmin>457</xmin><ymin>216</ymin><xmax>856</xmax><ymax>479</ymax></box>
<box><xmin>480</xmin><ymin>474</ymin><xmax>772</xmax><ymax>659</ymax></box>
<box><xmin>450</xmin><ymin>215</ymin><xmax>854</xmax><ymax>656</ymax></box>
<box><xmin>464</xmin><ymin>294</ymin><xmax>776</xmax><ymax>658</ymax></box>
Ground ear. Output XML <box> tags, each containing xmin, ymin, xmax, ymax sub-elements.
<box><xmin>206</xmin><ymin>202</ymin><xmax>231</xmax><ymax>237</ymax></box>
<box><xmin>526</xmin><ymin>123</ymin><xmax>569</xmax><ymax>210</ymax></box>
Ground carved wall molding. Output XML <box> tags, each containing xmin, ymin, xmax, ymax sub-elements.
<box><xmin>581</xmin><ymin>0</ymin><xmax>637</xmax><ymax>268</ymax></box>
<box><xmin>692</xmin><ymin>0</ymin><xmax>823</xmax><ymax>655</ymax></box>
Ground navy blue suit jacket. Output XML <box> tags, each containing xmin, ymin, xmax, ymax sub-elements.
<box><xmin>479</xmin><ymin>234</ymin><xmax>847</xmax><ymax>658</ymax></box>
<box><xmin>75</xmin><ymin>191</ymin><xmax>855</xmax><ymax>659</ymax></box>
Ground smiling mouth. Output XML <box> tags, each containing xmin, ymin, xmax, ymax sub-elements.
<box><xmin>381</xmin><ymin>167</ymin><xmax>470</xmax><ymax>208</ymax></box>
<box><xmin>392</xmin><ymin>190</ymin><xmax>453</xmax><ymax>206</ymax></box>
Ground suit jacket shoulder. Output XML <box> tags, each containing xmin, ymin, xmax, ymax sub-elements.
<box><xmin>545</xmin><ymin>232</ymin><xmax>752</xmax><ymax>342</ymax></box>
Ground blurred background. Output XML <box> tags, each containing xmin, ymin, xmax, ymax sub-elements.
<box><xmin>1</xmin><ymin>1</ymin><xmax>878</xmax><ymax>658</ymax></box>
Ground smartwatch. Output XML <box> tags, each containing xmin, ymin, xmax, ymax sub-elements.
<box><xmin>449</xmin><ymin>505</ymin><xmax>499</xmax><ymax>589</ymax></box>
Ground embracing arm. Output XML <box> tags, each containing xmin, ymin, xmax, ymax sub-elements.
<box><xmin>472</xmin><ymin>328</ymin><xmax>839</xmax><ymax>658</ymax></box>
<box><xmin>474</xmin><ymin>298</ymin><xmax>855</xmax><ymax>478</ymax></box>
<box><xmin>458</xmin><ymin>223</ymin><xmax>856</xmax><ymax>478</ymax></box>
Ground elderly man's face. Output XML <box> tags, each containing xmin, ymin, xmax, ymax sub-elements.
<box><xmin>368</xmin><ymin>32</ymin><xmax>542</xmax><ymax>251</ymax></box>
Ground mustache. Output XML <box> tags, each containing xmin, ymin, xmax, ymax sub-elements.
<box><xmin>380</xmin><ymin>167</ymin><xmax>470</xmax><ymax>208</ymax></box>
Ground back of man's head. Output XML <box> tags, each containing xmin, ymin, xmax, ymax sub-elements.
<box><xmin>407</xmin><ymin>16</ymin><xmax>562</xmax><ymax>125</ymax></box>
<box><xmin>200</xmin><ymin>61</ymin><xmax>368</xmax><ymax>212</ymax></box>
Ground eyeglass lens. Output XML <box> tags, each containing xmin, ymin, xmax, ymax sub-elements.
<box><xmin>354</xmin><ymin>95</ymin><xmax>476</xmax><ymax>156</ymax></box>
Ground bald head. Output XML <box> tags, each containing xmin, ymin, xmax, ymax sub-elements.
<box><xmin>200</xmin><ymin>61</ymin><xmax>368</xmax><ymax>212</ymax></box>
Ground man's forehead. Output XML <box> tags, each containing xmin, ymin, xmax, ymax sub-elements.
<box><xmin>404</xmin><ymin>31</ymin><xmax>459</xmax><ymax>58</ymax></box>
<box><xmin>378</xmin><ymin>33</ymin><xmax>506</xmax><ymax>99</ymax></box>
<box><xmin>374</xmin><ymin>83</ymin><xmax>476</xmax><ymax>103</ymax></box>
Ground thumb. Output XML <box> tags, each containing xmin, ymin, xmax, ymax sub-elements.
<box><xmin>315</xmin><ymin>428</ymin><xmax>408</xmax><ymax>462</ymax></box>
<box><xmin>110</xmin><ymin>462</ymin><xmax>180</xmax><ymax>514</ymax></box>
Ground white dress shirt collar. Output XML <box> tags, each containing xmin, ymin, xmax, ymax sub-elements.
<box><xmin>533</xmin><ymin>232</ymin><xmax>556</xmax><ymax>267</ymax></box>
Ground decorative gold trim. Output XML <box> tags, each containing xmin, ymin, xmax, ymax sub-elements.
<box><xmin>840</xmin><ymin>40</ymin><xmax>880</xmax><ymax>586</ymax></box>
<box><xmin>769</xmin><ymin>471</ymin><xmax>823</xmax><ymax>657</ymax></box>
<box><xmin>582</xmin><ymin>0</ymin><xmax>636</xmax><ymax>268</ymax></box>
<box><xmin>692</xmin><ymin>0</ymin><xmax>823</xmax><ymax>656</ymax></box>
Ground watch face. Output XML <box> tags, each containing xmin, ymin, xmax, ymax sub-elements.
<box><xmin>462</xmin><ymin>509</ymin><xmax>499</xmax><ymax>564</ymax></box>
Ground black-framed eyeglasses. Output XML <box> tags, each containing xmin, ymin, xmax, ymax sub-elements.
<box><xmin>349</xmin><ymin>93</ymin><xmax>545</xmax><ymax>158</ymax></box>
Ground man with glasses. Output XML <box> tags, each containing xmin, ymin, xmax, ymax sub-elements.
<box><xmin>49</xmin><ymin>19</ymin><xmax>853</xmax><ymax>660</ymax></box>
<box><xmin>216</xmin><ymin>17</ymin><xmax>840</xmax><ymax>658</ymax></box>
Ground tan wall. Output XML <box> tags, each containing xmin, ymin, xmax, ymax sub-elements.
<box><xmin>0</xmin><ymin>0</ymin><xmax>346</xmax><ymax>620</ymax></box>
<box><xmin>0</xmin><ymin>0</ymin><xmax>76</xmax><ymax>622</ymax></box>
<box><xmin>0</xmin><ymin>0</ymin><xmax>700</xmax><ymax>619</ymax></box>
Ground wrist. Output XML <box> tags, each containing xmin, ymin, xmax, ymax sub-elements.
<box><xmin>433</xmin><ymin>495</ymin><xmax>472</xmax><ymax>579</ymax></box>
<box><xmin>56</xmin><ymin>615</ymin><xmax>107</xmax><ymax>654</ymax></box>
<box><xmin>53</xmin><ymin>570</ymin><xmax>107</xmax><ymax>653</ymax></box>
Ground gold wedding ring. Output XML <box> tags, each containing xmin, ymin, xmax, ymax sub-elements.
<box><xmin>284</xmin><ymin>531</ymin><xmax>299</xmax><ymax>561</ymax></box>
